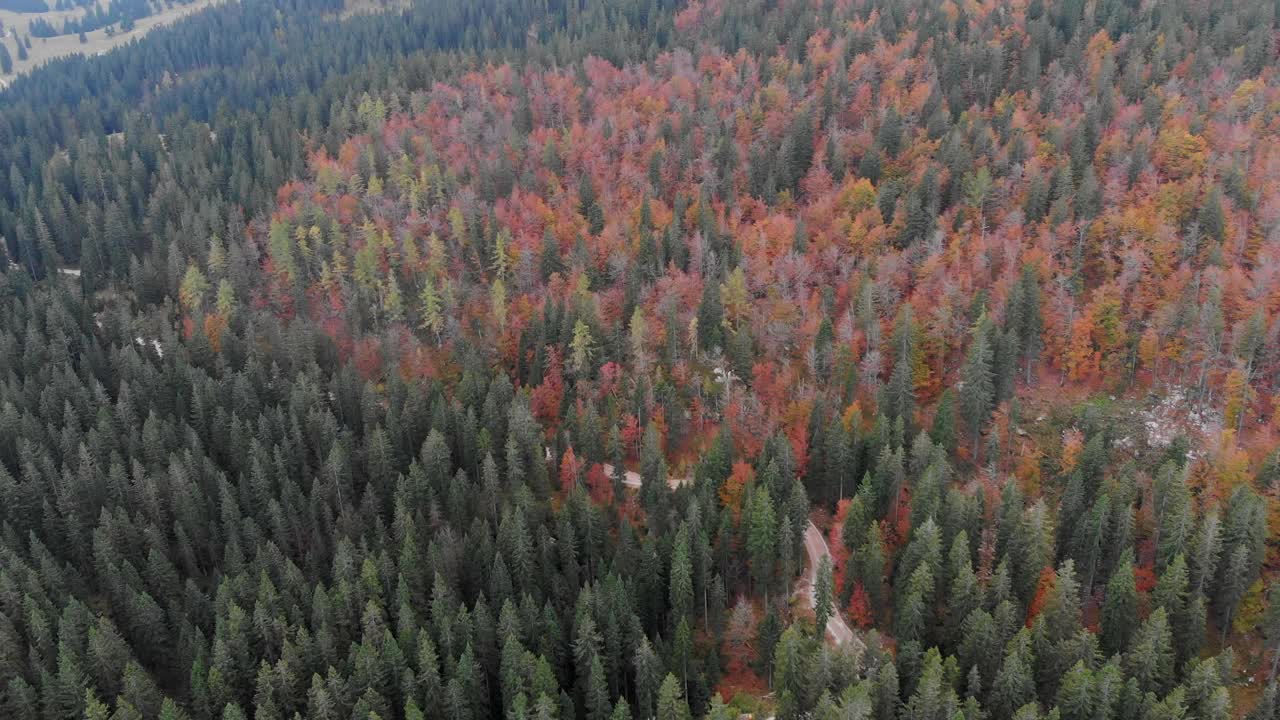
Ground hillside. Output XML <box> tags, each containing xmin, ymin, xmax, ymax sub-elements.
<box><xmin>0</xmin><ymin>0</ymin><xmax>1278</xmax><ymax>719</ymax></box>
<box><xmin>0</xmin><ymin>0</ymin><xmax>223</xmax><ymax>84</ymax></box>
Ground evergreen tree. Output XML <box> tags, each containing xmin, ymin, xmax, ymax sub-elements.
<box><xmin>655</xmin><ymin>674</ymin><xmax>689</xmax><ymax>720</ymax></box>
<box><xmin>747</xmin><ymin>490</ymin><xmax>778</xmax><ymax>600</ymax></box>
<box><xmin>814</xmin><ymin>555</ymin><xmax>833</xmax><ymax>638</ymax></box>
<box><xmin>697</xmin><ymin>279</ymin><xmax>724</xmax><ymax>354</ymax></box>
<box><xmin>991</xmin><ymin>630</ymin><xmax>1037</xmax><ymax>720</ymax></box>
<box><xmin>959</xmin><ymin>315</ymin><xmax>996</xmax><ymax>458</ymax></box>
<box><xmin>634</xmin><ymin>638</ymin><xmax>662</xmax><ymax>720</ymax></box>
<box><xmin>1124</xmin><ymin>608</ymin><xmax>1175</xmax><ymax>695</ymax></box>
<box><xmin>1101</xmin><ymin>557</ymin><xmax>1138</xmax><ymax>656</ymax></box>
<box><xmin>1055</xmin><ymin>661</ymin><xmax>1094</xmax><ymax>720</ymax></box>
<box><xmin>1266</xmin><ymin>581</ymin><xmax>1280</xmax><ymax>683</ymax></box>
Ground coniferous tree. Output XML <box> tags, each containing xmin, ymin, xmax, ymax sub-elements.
<box><xmin>959</xmin><ymin>315</ymin><xmax>996</xmax><ymax>459</ymax></box>
<box><xmin>747</xmin><ymin>490</ymin><xmax>777</xmax><ymax>600</ymax></box>
<box><xmin>1101</xmin><ymin>557</ymin><xmax>1138</xmax><ymax>656</ymax></box>
<box><xmin>991</xmin><ymin>630</ymin><xmax>1037</xmax><ymax>720</ymax></box>
<box><xmin>814</xmin><ymin>556</ymin><xmax>833</xmax><ymax>638</ymax></box>
<box><xmin>696</xmin><ymin>279</ymin><xmax>724</xmax><ymax>355</ymax></box>
<box><xmin>634</xmin><ymin>638</ymin><xmax>662</xmax><ymax>720</ymax></box>
<box><xmin>655</xmin><ymin>674</ymin><xmax>689</xmax><ymax>720</ymax></box>
<box><xmin>1265</xmin><ymin>581</ymin><xmax>1280</xmax><ymax>683</ymax></box>
<box><xmin>1124</xmin><ymin>608</ymin><xmax>1175</xmax><ymax>696</ymax></box>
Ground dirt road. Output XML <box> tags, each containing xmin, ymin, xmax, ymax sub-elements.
<box><xmin>602</xmin><ymin>463</ymin><xmax>690</xmax><ymax>490</ymax></box>
<box><xmin>802</xmin><ymin>521</ymin><xmax>856</xmax><ymax>646</ymax></box>
<box><xmin>599</xmin><ymin>456</ymin><xmax>855</xmax><ymax>648</ymax></box>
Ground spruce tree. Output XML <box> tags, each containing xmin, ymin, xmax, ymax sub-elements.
<box><xmin>655</xmin><ymin>674</ymin><xmax>689</xmax><ymax>720</ymax></box>
<box><xmin>959</xmin><ymin>315</ymin><xmax>996</xmax><ymax>459</ymax></box>
<box><xmin>1101</xmin><ymin>557</ymin><xmax>1138</xmax><ymax>656</ymax></box>
<box><xmin>1124</xmin><ymin>608</ymin><xmax>1175</xmax><ymax>695</ymax></box>
<box><xmin>814</xmin><ymin>555</ymin><xmax>833</xmax><ymax>638</ymax></box>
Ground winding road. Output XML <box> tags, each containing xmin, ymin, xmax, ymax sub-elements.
<box><xmin>601</xmin><ymin>461</ymin><xmax>858</xmax><ymax>647</ymax></box>
<box><xmin>603</xmin><ymin>463</ymin><xmax>690</xmax><ymax>490</ymax></box>
<box><xmin>802</xmin><ymin>522</ymin><xmax>856</xmax><ymax>646</ymax></box>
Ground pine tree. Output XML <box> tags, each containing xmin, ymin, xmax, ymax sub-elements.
<box><xmin>579</xmin><ymin>175</ymin><xmax>605</xmax><ymax>236</ymax></box>
<box><xmin>1154</xmin><ymin>463</ymin><xmax>1193</xmax><ymax>572</ymax></box>
<box><xmin>814</xmin><ymin>555</ymin><xmax>833</xmax><ymax>638</ymax></box>
<box><xmin>991</xmin><ymin>630</ymin><xmax>1037</xmax><ymax>720</ymax></box>
<box><xmin>747</xmin><ymin>490</ymin><xmax>777</xmax><ymax>599</ymax></box>
<box><xmin>585</xmin><ymin>655</ymin><xmax>612</xmax><ymax>720</ymax></box>
<box><xmin>669</xmin><ymin>525</ymin><xmax>694</xmax><ymax>625</ymax></box>
<box><xmin>655</xmin><ymin>674</ymin><xmax>689</xmax><ymax>720</ymax></box>
<box><xmin>1153</xmin><ymin>554</ymin><xmax>1192</xmax><ymax>665</ymax></box>
<box><xmin>540</xmin><ymin>229</ymin><xmax>565</xmax><ymax>281</ymax></box>
<box><xmin>1055</xmin><ymin>660</ymin><xmax>1094</xmax><ymax>720</ymax></box>
<box><xmin>945</xmin><ymin>532</ymin><xmax>981</xmax><ymax>649</ymax></box>
<box><xmin>1198</xmin><ymin>188</ymin><xmax>1225</xmax><ymax>243</ymax></box>
<box><xmin>634</xmin><ymin>638</ymin><xmax>662</xmax><ymax>720</ymax></box>
<box><xmin>756</xmin><ymin>607</ymin><xmax>782</xmax><ymax>687</ymax></box>
<box><xmin>697</xmin><ymin>279</ymin><xmax>724</xmax><ymax>354</ymax></box>
<box><xmin>858</xmin><ymin>522</ymin><xmax>886</xmax><ymax>618</ymax></box>
<box><xmin>881</xmin><ymin>304</ymin><xmax>918</xmax><ymax>429</ymax></box>
<box><xmin>1101</xmin><ymin>557</ymin><xmax>1138</xmax><ymax>656</ymax></box>
<box><xmin>959</xmin><ymin>315</ymin><xmax>996</xmax><ymax>458</ymax></box>
<box><xmin>1124</xmin><ymin>608</ymin><xmax>1174</xmax><ymax>695</ymax></box>
<box><xmin>930</xmin><ymin>389</ymin><xmax>958</xmax><ymax>454</ymax></box>
<box><xmin>570</xmin><ymin>320</ymin><xmax>596</xmax><ymax>377</ymax></box>
<box><xmin>1266</xmin><ymin>581</ymin><xmax>1280</xmax><ymax>683</ymax></box>
<box><xmin>895</xmin><ymin>563</ymin><xmax>934</xmax><ymax>647</ymax></box>
<box><xmin>419</xmin><ymin>278</ymin><xmax>443</xmax><ymax>340</ymax></box>
<box><xmin>903</xmin><ymin>649</ymin><xmax>960</xmax><ymax>720</ymax></box>
<box><xmin>84</xmin><ymin>689</ymin><xmax>111</xmax><ymax>720</ymax></box>
<box><xmin>610</xmin><ymin>698</ymin><xmax>633</xmax><ymax>720</ymax></box>
<box><xmin>672</xmin><ymin>617</ymin><xmax>693</xmax><ymax>692</ymax></box>
<box><xmin>878</xmin><ymin>108</ymin><xmax>903</xmax><ymax>158</ymax></box>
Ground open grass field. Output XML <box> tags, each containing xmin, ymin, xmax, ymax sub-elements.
<box><xmin>0</xmin><ymin>0</ymin><xmax>223</xmax><ymax>86</ymax></box>
<box><xmin>0</xmin><ymin>0</ymin><xmax>412</xmax><ymax>87</ymax></box>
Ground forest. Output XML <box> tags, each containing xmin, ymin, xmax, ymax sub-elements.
<box><xmin>26</xmin><ymin>0</ymin><xmax>197</xmax><ymax>38</ymax></box>
<box><xmin>0</xmin><ymin>0</ymin><xmax>1279</xmax><ymax>719</ymax></box>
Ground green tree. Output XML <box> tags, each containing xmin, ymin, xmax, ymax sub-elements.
<box><xmin>570</xmin><ymin>320</ymin><xmax>596</xmax><ymax>377</ymax></box>
<box><xmin>84</xmin><ymin>689</ymin><xmax>111</xmax><ymax>720</ymax></box>
<box><xmin>959</xmin><ymin>315</ymin><xmax>995</xmax><ymax>458</ymax></box>
<box><xmin>1153</xmin><ymin>554</ymin><xmax>1193</xmax><ymax>664</ymax></box>
<box><xmin>669</xmin><ymin>525</ymin><xmax>694</xmax><ymax>625</ymax></box>
<box><xmin>857</xmin><ymin>521</ymin><xmax>886</xmax><ymax>618</ymax></box>
<box><xmin>991</xmin><ymin>630</ymin><xmax>1036</xmax><ymax>720</ymax></box>
<box><xmin>756</xmin><ymin>607</ymin><xmax>782</xmax><ymax>687</ymax></box>
<box><xmin>903</xmin><ymin>649</ymin><xmax>960</xmax><ymax>720</ymax></box>
<box><xmin>180</xmin><ymin>263</ymin><xmax>210</xmax><ymax>313</ymax></box>
<box><xmin>1266</xmin><ymin>581</ymin><xmax>1280</xmax><ymax>682</ymax></box>
<box><xmin>882</xmin><ymin>304</ymin><xmax>918</xmax><ymax>429</ymax></box>
<box><xmin>747</xmin><ymin>490</ymin><xmax>778</xmax><ymax>599</ymax></box>
<box><xmin>579</xmin><ymin>175</ymin><xmax>605</xmax><ymax>235</ymax></box>
<box><xmin>963</xmin><ymin>167</ymin><xmax>994</xmax><ymax>238</ymax></box>
<box><xmin>697</xmin><ymin>279</ymin><xmax>724</xmax><ymax>353</ymax></box>
<box><xmin>1101</xmin><ymin>557</ymin><xmax>1138</xmax><ymax>656</ymax></box>
<box><xmin>1055</xmin><ymin>660</ymin><xmax>1094</xmax><ymax>720</ymax></box>
<box><xmin>634</xmin><ymin>638</ymin><xmax>662</xmax><ymax>720</ymax></box>
<box><xmin>585</xmin><ymin>655</ymin><xmax>611</xmax><ymax>720</ymax></box>
<box><xmin>1124</xmin><ymin>608</ymin><xmax>1174</xmax><ymax>695</ymax></box>
<box><xmin>419</xmin><ymin>278</ymin><xmax>443</xmax><ymax>340</ymax></box>
<box><xmin>655</xmin><ymin>674</ymin><xmax>689</xmax><ymax>720</ymax></box>
<box><xmin>930</xmin><ymin>389</ymin><xmax>958</xmax><ymax>454</ymax></box>
<box><xmin>814</xmin><ymin>555</ymin><xmax>834</xmax><ymax>638</ymax></box>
